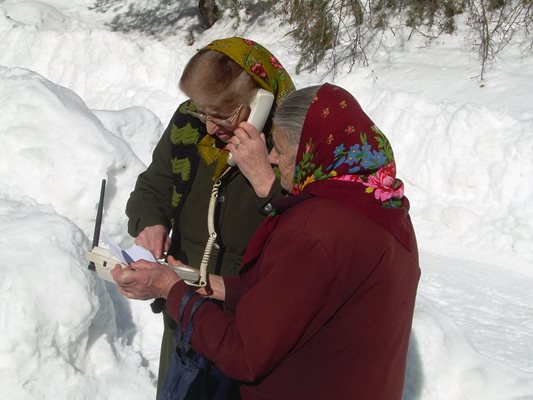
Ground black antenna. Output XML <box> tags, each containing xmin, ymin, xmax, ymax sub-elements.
<box><xmin>88</xmin><ymin>179</ymin><xmax>106</xmax><ymax>271</ymax></box>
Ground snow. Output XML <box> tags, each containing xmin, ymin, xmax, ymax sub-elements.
<box><xmin>0</xmin><ymin>1</ymin><xmax>532</xmax><ymax>399</ymax></box>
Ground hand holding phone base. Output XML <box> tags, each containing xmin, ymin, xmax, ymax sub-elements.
<box><xmin>85</xmin><ymin>246</ymin><xmax>126</xmax><ymax>282</ymax></box>
<box><xmin>86</xmin><ymin>179</ymin><xmax>200</xmax><ymax>286</ymax></box>
<box><xmin>85</xmin><ymin>246</ymin><xmax>201</xmax><ymax>283</ymax></box>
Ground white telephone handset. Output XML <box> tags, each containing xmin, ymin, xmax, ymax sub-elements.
<box><xmin>246</xmin><ymin>88</ymin><xmax>275</xmax><ymax>131</ymax></box>
<box><xmin>228</xmin><ymin>88</ymin><xmax>275</xmax><ymax>166</ymax></box>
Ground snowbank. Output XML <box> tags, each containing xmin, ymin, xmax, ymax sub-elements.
<box><xmin>0</xmin><ymin>66</ymin><xmax>157</xmax><ymax>399</ymax></box>
<box><xmin>0</xmin><ymin>1</ymin><xmax>532</xmax><ymax>399</ymax></box>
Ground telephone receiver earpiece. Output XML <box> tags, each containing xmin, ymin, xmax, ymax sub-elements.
<box><xmin>228</xmin><ymin>89</ymin><xmax>275</xmax><ymax>167</ymax></box>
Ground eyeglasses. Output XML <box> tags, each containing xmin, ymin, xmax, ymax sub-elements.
<box><xmin>185</xmin><ymin>104</ymin><xmax>245</xmax><ymax>130</ymax></box>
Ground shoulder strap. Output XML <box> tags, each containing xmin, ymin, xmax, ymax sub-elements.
<box><xmin>175</xmin><ymin>290</ymin><xmax>207</xmax><ymax>352</ymax></box>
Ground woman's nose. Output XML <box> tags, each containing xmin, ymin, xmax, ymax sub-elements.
<box><xmin>206</xmin><ymin>120</ymin><xmax>219</xmax><ymax>135</ymax></box>
<box><xmin>267</xmin><ymin>148</ymin><xmax>279</xmax><ymax>164</ymax></box>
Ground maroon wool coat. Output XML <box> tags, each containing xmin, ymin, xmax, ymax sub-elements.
<box><xmin>167</xmin><ymin>194</ymin><xmax>420</xmax><ymax>399</ymax></box>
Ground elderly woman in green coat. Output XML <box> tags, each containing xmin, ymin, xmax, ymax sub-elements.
<box><xmin>124</xmin><ymin>37</ymin><xmax>294</xmax><ymax>397</ymax></box>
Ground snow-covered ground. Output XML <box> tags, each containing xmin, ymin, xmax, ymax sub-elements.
<box><xmin>0</xmin><ymin>1</ymin><xmax>532</xmax><ymax>399</ymax></box>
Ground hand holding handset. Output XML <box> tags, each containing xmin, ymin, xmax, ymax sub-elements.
<box><xmin>228</xmin><ymin>88</ymin><xmax>275</xmax><ymax>166</ymax></box>
<box><xmin>85</xmin><ymin>179</ymin><xmax>200</xmax><ymax>285</ymax></box>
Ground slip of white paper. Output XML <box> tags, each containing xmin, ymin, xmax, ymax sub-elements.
<box><xmin>101</xmin><ymin>232</ymin><xmax>201</xmax><ymax>284</ymax></box>
<box><xmin>102</xmin><ymin>231</ymin><xmax>156</xmax><ymax>264</ymax></box>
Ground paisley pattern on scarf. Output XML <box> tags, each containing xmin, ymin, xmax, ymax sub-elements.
<box><xmin>293</xmin><ymin>83</ymin><xmax>405</xmax><ymax>208</ymax></box>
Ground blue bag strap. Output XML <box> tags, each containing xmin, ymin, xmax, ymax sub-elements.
<box><xmin>175</xmin><ymin>290</ymin><xmax>195</xmax><ymax>349</ymax></box>
<box><xmin>182</xmin><ymin>297</ymin><xmax>207</xmax><ymax>351</ymax></box>
<box><xmin>175</xmin><ymin>290</ymin><xmax>206</xmax><ymax>351</ymax></box>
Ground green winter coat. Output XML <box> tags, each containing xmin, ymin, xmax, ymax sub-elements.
<box><xmin>126</xmin><ymin>102</ymin><xmax>283</xmax><ymax>276</ymax></box>
<box><xmin>126</xmin><ymin>36</ymin><xmax>295</xmax><ymax>398</ymax></box>
<box><xmin>125</xmin><ymin>102</ymin><xmax>284</xmax><ymax>397</ymax></box>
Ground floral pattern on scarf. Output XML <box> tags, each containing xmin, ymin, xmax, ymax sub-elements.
<box><xmin>197</xmin><ymin>37</ymin><xmax>296</xmax><ymax>179</ymax></box>
<box><xmin>204</xmin><ymin>37</ymin><xmax>295</xmax><ymax>106</ymax></box>
<box><xmin>293</xmin><ymin>83</ymin><xmax>405</xmax><ymax>208</ymax></box>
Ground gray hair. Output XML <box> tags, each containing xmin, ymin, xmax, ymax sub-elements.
<box><xmin>272</xmin><ymin>85</ymin><xmax>321</xmax><ymax>146</ymax></box>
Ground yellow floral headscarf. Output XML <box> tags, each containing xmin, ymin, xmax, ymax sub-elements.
<box><xmin>196</xmin><ymin>37</ymin><xmax>295</xmax><ymax>178</ymax></box>
<box><xmin>205</xmin><ymin>37</ymin><xmax>295</xmax><ymax>107</ymax></box>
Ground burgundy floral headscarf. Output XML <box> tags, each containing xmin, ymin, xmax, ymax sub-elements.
<box><xmin>291</xmin><ymin>83</ymin><xmax>415</xmax><ymax>250</ymax></box>
<box><xmin>293</xmin><ymin>83</ymin><xmax>404</xmax><ymax>208</ymax></box>
<box><xmin>240</xmin><ymin>84</ymin><xmax>415</xmax><ymax>269</ymax></box>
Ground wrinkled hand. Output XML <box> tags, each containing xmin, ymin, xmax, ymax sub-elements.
<box><xmin>229</xmin><ymin>121</ymin><xmax>276</xmax><ymax>197</ymax></box>
<box><xmin>135</xmin><ymin>224</ymin><xmax>171</xmax><ymax>259</ymax></box>
<box><xmin>112</xmin><ymin>259</ymin><xmax>179</xmax><ymax>300</ymax></box>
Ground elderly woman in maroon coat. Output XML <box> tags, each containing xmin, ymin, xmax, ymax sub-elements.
<box><xmin>114</xmin><ymin>83</ymin><xmax>420</xmax><ymax>400</ymax></box>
